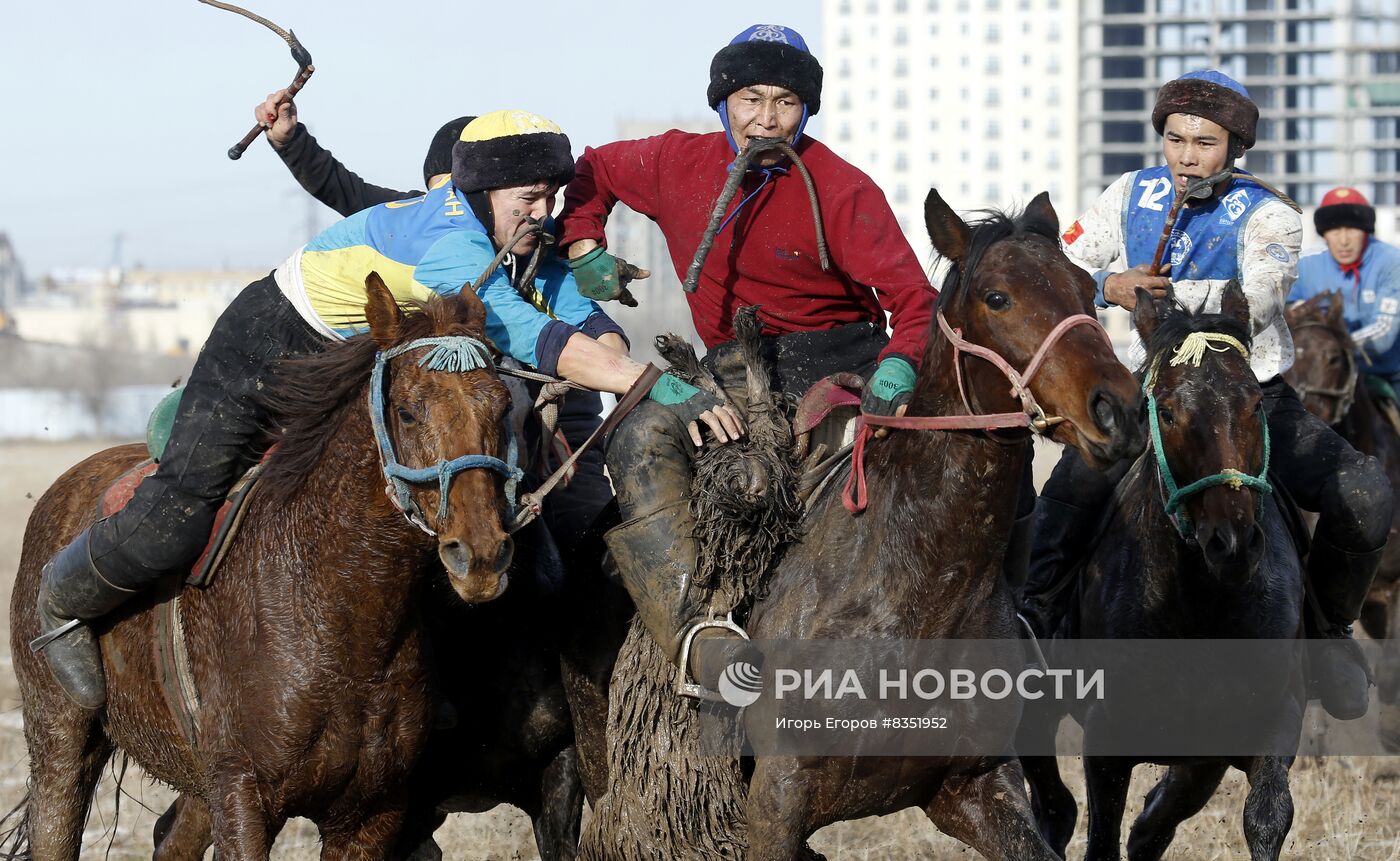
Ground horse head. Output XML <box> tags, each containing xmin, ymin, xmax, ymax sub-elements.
<box><xmin>1134</xmin><ymin>281</ymin><xmax>1268</xmax><ymax>580</ymax></box>
<box><xmin>364</xmin><ymin>273</ymin><xmax>516</xmax><ymax>603</ymax></box>
<box><xmin>1284</xmin><ymin>291</ymin><xmax>1357</xmax><ymax>426</ymax></box>
<box><xmin>922</xmin><ymin>189</ymin><xmax>1143</xmax><ymax>468</ymax></box>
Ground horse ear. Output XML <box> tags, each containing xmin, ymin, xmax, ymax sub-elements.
<box><xmin>1326</xmin><ymin>290</ymin><xmax>1346</xmax><ymax>327</ymax></box>
<box><xmin>1132</xmin><ymin>288</ymin><xmax>1165</xmax><ymax>343</ymax></box>
<box><xmin>364</xmin><ymin>272</ymin><xmax>405</xmax><ymax>347</ymax></box>
<box><xmin>924</xmin><ymin>188</ymin><xmax>971</xmax><ymax>265</ymax></box>
<box><xmin>452</xmin><ymin>288</ymin><xmax>489</xmax><ymax>336</ymax></box>
<box><xmin>1022</xmin><ymin>191</ymin><xmax>1060</xmax><ymax>235</ymax></box>
<box><xmin>1220</xmin><ymin>279</ymin><xmax>1250</xmax><ymax>329</ymax></box>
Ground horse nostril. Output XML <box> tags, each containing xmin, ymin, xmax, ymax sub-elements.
<box><xmin>1090</xmin><ymin>389</ymin><xmax>1118</xmax><ymax>434</ymax></box>
<box><xmin>439</xmin><ymin>539</ymin><xmax>472</xmax><ymax>577</ymax></box>
<box><xmin>1202</xmin><ymin>526</ymin><xmax>1238</xmax><ymax>568</ymax></box>
<box><xmin>495</xmin><ymin>537</ymin><xmax>514</xmax><ymax>574</ymax></box>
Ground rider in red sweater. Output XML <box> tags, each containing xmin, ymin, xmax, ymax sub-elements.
<box><xmin>556</xmin><ymin>24</ymin><xmax>942</xmax><ymax>697</ymax></box>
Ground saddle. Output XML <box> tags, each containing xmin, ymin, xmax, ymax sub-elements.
<box><xmin>102</xmin><ymin>386</ymin><xmax>267</xmax><ymax>590</ymax></box>
<box><xmin>791</xmin><ymin>373</ymin><xmax>864</xmax><ymax>507</ymax></box>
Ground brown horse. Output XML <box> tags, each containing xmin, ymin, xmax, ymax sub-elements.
<box><xmin>8</xmin><ymin>277</ymin><xmax>515</xmax><ymax>860</ymax></box>
<box><xmin>1285</xmin><ymin>292</ymin><xmax>1400</xmax><ymax>751</ymax></box>
<box><xmin>737</xmin><ymin>190</ymin><xmax>1144</xmax><ymax>860</ymax></box>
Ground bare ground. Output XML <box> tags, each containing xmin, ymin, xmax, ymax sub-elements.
<box><xmin>1</xmin><ymin>440</ymin><xmax>1397</xmax><ymax>859</ymax></box>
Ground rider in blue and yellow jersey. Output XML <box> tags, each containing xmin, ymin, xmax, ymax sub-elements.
<box><xmin>32</xmin><ymin>110</ymin><xmax>744</xmax><ymax>711</ymax></box>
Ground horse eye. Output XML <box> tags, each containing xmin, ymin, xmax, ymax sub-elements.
<box><xmin>985</xmin><ymin>291</ymin><xmax>1011</xmax><ymax>311</ymax></box>
<box><xmin>396</xmin><ymin>406</ymin><xmax>417</xmax><ymax>425</ymax></box>
<box><xmin>1158</xmin><ymin>407</ymin><xmax>1175</xmax><ymax>427</ymax></box>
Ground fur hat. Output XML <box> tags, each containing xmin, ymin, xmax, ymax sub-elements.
<box><xmin>1315</xmin><ymin>186</ymin><xmax>1376</xmax><ymax>235</ymax></box>
<box><xmin>451</xmin><ymin>110</ymin><xmax>574</xmax><ymax>195</ymax></box>
<box><xmin>423</xmin><ymin>116</ymin><xmax>475</xmax><ymax>187</ymax></box>
<box><xmin>1152</xmin><ymin>70</ymin><xmax>1258</xmax><ymax>150</ymax></box>
<box><xmin>707</xmin><ymin>24</ymin><xmax>823</xmax><ymax>114</ymax></box>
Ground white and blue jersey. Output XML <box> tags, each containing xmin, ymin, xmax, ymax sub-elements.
<box><xmin>273</xmin><ymin>178</ymin><xmax>623</xmax><ymax>375</ymax></box>
<box><xmin>1062</xmin><ymin>167</ymin><xmax>1302</xmax><ymax>381</ymax></box>
<box><xmin>1292</xmin><ymin>238</ymin><xmax>1400</xmax><ymax>379</ymax></box>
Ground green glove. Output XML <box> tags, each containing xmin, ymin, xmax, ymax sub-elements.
<box><xmin>861</xmin><ymin>356</ymin><xmax>917</xmax><ymax>416</ymax></box>
<box><xmin>567</xmin><ymin>246</ymin><xmax>643</xmax><ymax>307</ymax></box>
<box><xmin>648</xmin><ymin>373</ymin><xmax>724</xmax><ymax>425</ymax></box>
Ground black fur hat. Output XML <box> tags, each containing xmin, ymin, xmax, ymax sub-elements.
<box><xmin>707</xmin><ymin>24</ymin><xmax>823</xmax><ymax>114</ymax></box>
<box><xmin>451</xmin><ymin>110</ymin><xmax>575</xmax><ymax>195</ymax></box>
<box><xmin>423</xmin><ymin>116</ymin><xmax>475</xmax><ymax>187</ymax></box>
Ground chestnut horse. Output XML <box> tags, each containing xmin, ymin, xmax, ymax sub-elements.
<box><xmin>1022</xmin><ymin>284</ymin><xmax>1305</xmax><ymax>861</ymax></box>
<box><xmin>1285</xmin><ymin>292</ymin><xmax>1400</xmax><ymax>751</ymax></box>
<box><xmin>738</xmin><ymin>190</ymin><xmax>1144</xmax><ymax>860</ymax></box>
<box><xmin>8</xmin><ymin>278</ymin><xmax>515</xmax><ymax>860</ymax></box>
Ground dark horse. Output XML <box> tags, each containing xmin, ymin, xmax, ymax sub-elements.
<box><xmin>736</xmin><ymin>190</ymin><xmax>1144</xmax><ymax>860</ymax></box>
<box><xmin>1286</xmin><ymin>291</ymin><xmax>1400</xmax><ymax>750</ymax></box>
<box><xmin>1022</xmin><ymin>283</ymin><xmax>1306</xmax><ymax>861</ymax></box>
<box><xmin>9</xmin><ymin>277</ymin><xmax>517</xmax><ymax>860</ymax></box>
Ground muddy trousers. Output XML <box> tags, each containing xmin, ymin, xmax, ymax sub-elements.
<box><xmin>88</xmin><ymin>275</ymin><xmax>325</xmax><ymax>590</ymax></box>
<box><xmin>1023</xmin><ymin>378</ymin><xmax>1392</xmax><ymax>710</ymax></box>
<box><xmin>604</xmin><ymin>323</ymin><xmax>888</xmax><ymax>672</ymax></box>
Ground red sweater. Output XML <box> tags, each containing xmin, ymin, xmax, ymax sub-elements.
<box><xmin>557</xmin><ymin>131</ymin><xmax>935</xmax><ymax>366</ymax></box>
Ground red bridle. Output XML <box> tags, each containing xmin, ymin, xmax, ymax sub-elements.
<box><xmin>843</xmin><ymin>310</ymin><xmax>1114</xmax><ymax>513</ymax></box>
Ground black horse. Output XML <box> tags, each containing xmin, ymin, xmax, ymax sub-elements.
<box><xmin>1021</xmin><ymin>283</ymin><xmax>1306</xmax><ymax>861</ymax></box>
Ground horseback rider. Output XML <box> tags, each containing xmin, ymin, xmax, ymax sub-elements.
<box><xmin>1291</xmin><ymin>187</ymin><xmax>1400</xmax><ymax>393</ymax></box>
<box><xmin>1022</xmin><ymin>70</ymin><xmax>1394</xmax><ymax>720</ymax></box>
<box><xmin>32</xmin><ymin>109</ymin><xmax>741</xmax><ymax>710</ymax></box>
<box><xmin>554</xmin><ymin>24</ymin><xmax>983</xmax><ymax>697</ymax></box>
<box><xmin>252</xmin><ymin>92</ymin><xmax>618</xmax><ymax>562</ymax></box>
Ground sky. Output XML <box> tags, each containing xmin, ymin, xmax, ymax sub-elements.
<box><xmin>0</xmin><ymin>1</ymin><xmax>822</xmax><ymax>274</ymax></box>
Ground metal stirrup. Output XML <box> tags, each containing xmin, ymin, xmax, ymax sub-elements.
<box><xmin>675</xmin><ymin>614</ymin><xmax>749</xmax><ymax>701</ymax></box>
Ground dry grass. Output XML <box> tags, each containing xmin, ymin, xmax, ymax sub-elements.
<box><xmin>1</xmin><ymin>440</ymin><xmax>1397</xmax><ymax>859</ymax></box>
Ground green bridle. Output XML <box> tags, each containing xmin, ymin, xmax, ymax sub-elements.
<box><xmin>1144</xmin><ymin>331</ymin><xmax>1272</xmax><ymax>538</ymax></box>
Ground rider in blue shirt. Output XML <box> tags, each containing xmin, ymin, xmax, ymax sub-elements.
<box><xmin>1291</xmin><ymin>187</ymin><xmax>1400</xmax><ymax>381</ymax></box>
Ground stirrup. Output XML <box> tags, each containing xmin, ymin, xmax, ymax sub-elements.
<box><xmin>30</xmin><ymin>618</ymin><xmax>84</xmax><ymax>653</ymax></box>
<box><xmin>675</xmin><ymin>613</ymin><xmax>749</xmax><ymax>701</ymax></box>
<box><xmin>1016</xmin><ymin>612</ymin><xmax>1049</xmax><ymax>673</ymax></box>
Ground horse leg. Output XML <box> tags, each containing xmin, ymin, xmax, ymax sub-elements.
<box><xmin>1123</xmin><ymin>761</ymin><xmax>1226</xmax><ymax>861</ymax></box>
<box><xmin>745</xmin><ymin>756</ymin><xmax>816</xmax><ymax>861</ymax></box>
<box><xmin>23</xmin><ymin>704</ymin><xmax>110</xmax><ymax>861</ymax></box>
<box><xmin>206</xmin><ymin>769</ymin><xmax>274</xmax><ymax>861</ymax></box>
<box><xmin>319</xmin><ymin>803</ymin><xmax>406</xmax><ymax>861</ymax></box>
<box><xmin>1082</xmin><ymin>756</ymin><xmax>1134</xmax><ymax>861</ymax></box>
<box><xmin>923</xmin><ymin>759</ymin><xmax>1060</xmax><ymax>861</ymax></box>
<box><xmin>152</xmin><ymin>795</ymin><xmax>213</xmax><ymax>861</ymax></box>
<box><xmin>1241</xmin><ymin>756</ymin><xmax>1293</xmax><ymax>861</ymax></box>
<box><xmin>1020</xmin><ymin>755</ymin><xmax>1077</xmax><ymax>857</ymax></box>
<box><xmin>532</xmin><ymin>744</ymin><xmax>584</xmax><ymax>861</ymax></box>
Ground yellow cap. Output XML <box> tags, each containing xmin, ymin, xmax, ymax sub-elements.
<box><xmin>459</xmin><ymin>110</ymin><xmax>564</xmax><ymax>143</ymax></box>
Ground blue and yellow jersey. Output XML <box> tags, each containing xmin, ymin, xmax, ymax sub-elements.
<box><xmin>273</xmin><ymin>178</ymin><xmax>620</xmax><ymax>374</ymax></box>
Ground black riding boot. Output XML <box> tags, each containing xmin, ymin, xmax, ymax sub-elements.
<box><xmin>31</xmin><ymin>528</ymin><xmax>138</xmax><ymax>709</ymax></box>
<box><xmin>605</xmin><ymin>503</ymin><xmax>744</xmax><ymax>696</ymax></box>
<box><xmin>1003</xmin><ymin>511</ymin><xmax>1034</xmax><ymax>594</ymax></box>
<box><xmin>1020</xmin><ymin>497</ymin><xmax>1095</xmax><ymax>640</ymax></box>
<box><xmin>1306</xmin><ymin>532</ymin><xmax>1383</xmax><ymax>720</ymax></box>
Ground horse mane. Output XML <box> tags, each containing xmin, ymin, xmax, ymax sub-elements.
<box><xmin>937</xmin><ymin>205</ymin><xmax>1061</xmax><ymax>303</ymax></box>
<box><xmin>1142</xmin><ymin>297</ymin><xmax>1254</xmax><ymax>373</ymax></box>
<box><xmin>257</xmin><ymin>297</ymin><xmax>481</xmax><ymax>504</ymax></box>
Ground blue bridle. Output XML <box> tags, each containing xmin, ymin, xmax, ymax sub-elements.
<box><xmin>368</xmin><ymin>335</ymin><xmax>522</xmax><ymax>535</ymax></box>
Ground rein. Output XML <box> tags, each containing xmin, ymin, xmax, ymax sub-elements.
<box><xmin>842</xmin><ymin>309</ymin><xmax>1112</xmax><ymax>513</ymax></box>
<box><xmin>1289</xmin><ymin>318</ymin><xmax>1359</xmax><ymax>425</ymax></box>
<box><xmin>1143</xmin><ymin>331</ymin><xmax>1272</xmax><ymax>538</ymax></box>
<box><xmin>369</xmin><ymin>335</ymin><xmax>523</xmax><ymax>537</ymax></box>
